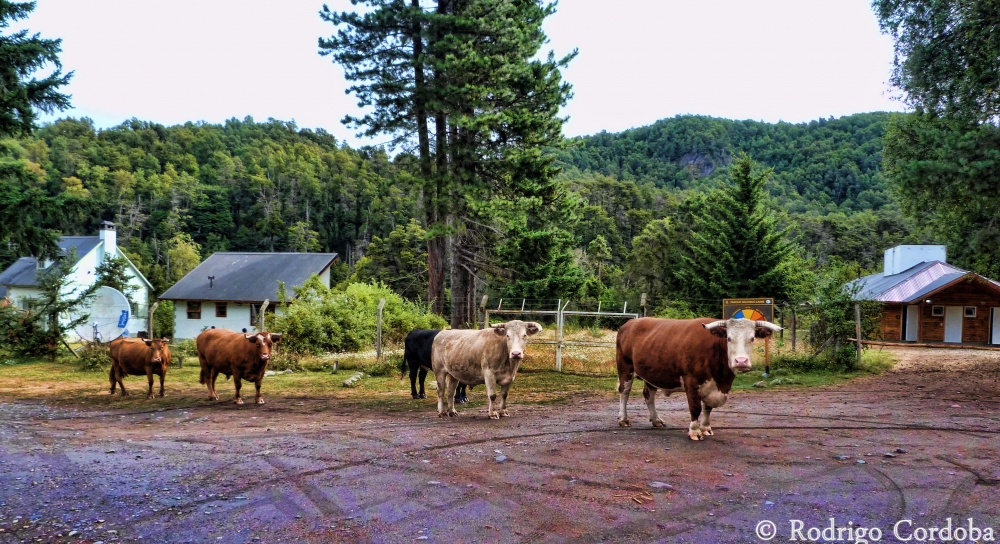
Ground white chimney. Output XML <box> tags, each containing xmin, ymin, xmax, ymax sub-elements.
<box><xmin>99</xmin><ymin>221</ymin><xmax>117</xmax><ymax>259</ymax></box>
<box><xmin>883</xmin><ymin>245</ymin><xmax>946</xmax><ymax>276</ymax></box>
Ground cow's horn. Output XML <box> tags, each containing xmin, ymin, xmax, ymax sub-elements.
<box><xmin>755</xmin><ymin>320</ymin><xmax>783</xmax><ymax>331</ymax></box>
<box><xmin>703</xmin><ymin>320</ymin><xmax>726</xmax><ymax>330</ymax></box>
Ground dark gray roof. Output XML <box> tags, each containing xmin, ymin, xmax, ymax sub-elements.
<box><xmin>0</xmin><ymin>286</ymin><xmax>6</xmax><ymax>299</ymax></box>
<box><xmin>0</xmin><ymin>237</ymin><xmax>102</xmax><ymax>287</ymax></box>
<box><xmin>850</xmin><ymin>260</ymin><xmax>1000</xmax><ymax>303</ymax></box>
<box><xmin>158</xmin><ymin>252</ymin><xmax>339</xmax><ymax>302</ymax></box>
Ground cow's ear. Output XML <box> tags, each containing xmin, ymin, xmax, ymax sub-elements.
<box><xmin>755</xmin><ymin>328</ymin><xmax>774</xmax><ymax>339</ymax></box>
<box><xmin>706</xmin><ymin>326</ymin><xmax>727</xmax><ymax>338</ymax></box>
<box><xmin>492</xmin><ymin>325</ymin><xmax>507</xmax><ymax>336</ymax></box>
<box><xmin>526</xmin><ymin>322</ymin><xmax>543</xmax><ymax>335</ymax></box>
<box><xmin>246</xmin><ymin>335</ymin><xmax>259</xmax><ymax>343</ymax></box>
<box><xmin>270</xmin><ymin>333</ymin><xmax>282</xmax><ymax>343</ymax></box>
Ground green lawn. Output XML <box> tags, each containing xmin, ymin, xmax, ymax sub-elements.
<box><xmin>0</xmin><ymin>345</ymin><xmax>895</xmax><ymax>411</ymax></box>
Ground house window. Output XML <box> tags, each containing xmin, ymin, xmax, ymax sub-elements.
<box><xmin>965</xmin><ymin>306</ymin><xmax>977</xmax><ymax>318</ymax></box>
<box><xmin>932</xmin><ymin>306</ymin><xmax>944</xmax><ymax>316</ymax></box>
<box><xmin>187</xmin><ymin>301</ymin><xmax>202</xmax><ymax>320</ymax></box>
<box><xmin>216</xmin><ymin>302</ymin><xmax>228</xmax><ymax>318</ymax></box>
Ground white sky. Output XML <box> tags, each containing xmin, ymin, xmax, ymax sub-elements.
<box><xmin>19</xmin><ymin>0</ymin><xmax>904</xmax><ymax>147</ymax></box>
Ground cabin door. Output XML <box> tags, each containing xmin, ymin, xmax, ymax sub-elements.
<box><xmin>944</xmin><ymin>306</ymin><xmax>963</xmax><ymax>343</ymax></box>
<box><xmin>903</xmin><ymin>305</ymin><xmax>919</xmax><ymax>341</ymax></box>
<box><xmin>992</xmin><ymin>308</ymin><xmax>1000</xmax><ymax>345</ymax></box>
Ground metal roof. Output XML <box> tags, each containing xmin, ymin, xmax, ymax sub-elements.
<box><xmin>158</xmin><ymin>252</ymin><xmax>339</xmax><ymax>302</ymax></box>
<box><xmin>0</xmin><ymin>237</ymin><xmax>102</xmax><ymax>287</ymax></box>
<box><xmin>850</xmin><ymin>260</ymin><xmax>1000</xmax><ymax>303</ymax></box>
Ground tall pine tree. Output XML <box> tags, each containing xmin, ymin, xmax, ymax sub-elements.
<box><xmin>674</xmin><ymin>153</ymin><xmax>797</xmax><ymax>316</ymax></box>
<box><xmin>0</xmin><ymin>0</ymin><xmax>74</xmax><ymax>259</ymax></box>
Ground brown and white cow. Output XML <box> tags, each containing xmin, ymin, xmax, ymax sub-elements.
<box><xmin>616</xmin><ymin>317</ymin><xmax>781</xmax><ymax>440</ymax></box>
<box><xmin>431</xmin><ymin>320</ymin><xmax>543</xmax><ymax>419</ymax></box>
<box><xmin>109</xmin><ymin>337</ymin><xmax>172</xmax><ymax>398</ymax></box>
<box><xmin>196</xmin><ymin>328</ymin><xmax>281</xmax><ymax>405</ymax></box>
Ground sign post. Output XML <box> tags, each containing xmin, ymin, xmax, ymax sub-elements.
<box><xmin>723</xmin><ymin>298</ymin><xmax>775</xmax><ymax>377</ymax></box>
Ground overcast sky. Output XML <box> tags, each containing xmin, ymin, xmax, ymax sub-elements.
<box><xmin>19</xmin><ymin>0</ymin><xmax>904</xmax><ymax>147</ymax></box>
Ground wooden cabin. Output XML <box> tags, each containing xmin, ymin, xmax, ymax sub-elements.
<box><xmin>852</xmin><ymin>246</ymin><xmax>1000</xmax><ymax>345</ymax></box>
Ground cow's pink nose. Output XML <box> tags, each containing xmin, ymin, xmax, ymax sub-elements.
<box><xmin>734</xmin><ymin>357</ymin><xmax>750</xmax><ymax>367</ymax></box>
<box><xmin>261</xmin><ymin>354</ymin><xmax>270</xmax><ymax>360</ymax></box>
<box><xmin>152</xmin><ymin>357</ymin><xmax>161</xmax><ymax>363</ymax></box>
<box><xmin>510</xmin><ymin>351</ymin><xmax>523</xmax><ymax>359</ymax></box>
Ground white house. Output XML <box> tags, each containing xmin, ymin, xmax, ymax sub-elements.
<box><xmin>0</xmin><ymin>221</ymin><xmax>154</xmax><ymax>335</ymax></box>
<box><xmin>158</xmin><ymin>252</ymin><xmax>339</xmax><ymax>339</ymax></box>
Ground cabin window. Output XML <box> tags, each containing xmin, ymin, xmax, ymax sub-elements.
<box><xmin>216</xmin><ymin>302</ymin><xmax>228</xmax><ymax>318</ymax></box>
<box><xmin>187</xmin><ymin>301</ymin><xmax>201</xmax><ymax>320</ymax></box>
<box><xmin>932</xmin><ymin>306</ymin><xmax>944</xmax><ymax>316</ymax></box>
<box><xmin>965</xmin><ymin>306</ymin><xmax>977</xmax><ymax>318</ymax></box>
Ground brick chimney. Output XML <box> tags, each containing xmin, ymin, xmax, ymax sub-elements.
<box><xmin>99</xmin><ymin>221</ymin><xmax>117</xmax><ymax>259</ymax></box>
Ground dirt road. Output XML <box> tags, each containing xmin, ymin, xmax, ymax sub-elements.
<box><xmin>1</xmin><ymin>348</ymin><xmax>998</xmax><ymax>543</ymax></box>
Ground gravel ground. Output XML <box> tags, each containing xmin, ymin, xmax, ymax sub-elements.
<box><xmin>1</xmin><ymin>347</ymin><xmax>998</xmax><ymax>543</ymax></box>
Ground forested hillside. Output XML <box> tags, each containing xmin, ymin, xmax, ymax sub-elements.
<box><xmin>1</xmin><ymin>117</ymin><xmax>415</xmax><ymax>293</ymax></box>
<box><xmin>556</xmin><ymin>112</ymin><xmax>891</xmax><ymax>213</ymax></box>
<box><xmin>0</xmin><ymin>109</ymin><xmax>932</xmax><ymax>322</ymax></box>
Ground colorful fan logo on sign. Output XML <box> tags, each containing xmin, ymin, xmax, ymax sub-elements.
<box><xmin>732</xmin><ymin>308</ymin><xmax>766</xmax><ymax>321</ymax></box>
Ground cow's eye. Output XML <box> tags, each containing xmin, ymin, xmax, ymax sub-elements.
<box><xmin>750</xmin><ymin>338</ymin><xmax>755</xmax><ymax>343</ymax></box>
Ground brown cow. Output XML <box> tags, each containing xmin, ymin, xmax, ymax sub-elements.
<box><xmin>196</xmin><ymin>328</ymin><xmax>281</xmax><ymax>405</ymax></box>
<box><xmin>109</xmin><ymin>337</ymin><xmax>172</xmax><ymax>398</ymax></box>
<box><xmin>616</xmin><ymin>317</ymin><xmax>781</xmax><ymax>440</ymax></box>
<box><xmin>431</xmin><ymin>320</ymin><xmax>542</xmax><ymax>419</ymax></box>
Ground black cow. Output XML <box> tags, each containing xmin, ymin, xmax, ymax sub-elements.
<box><xmin>401</xmin><ymin>329</ymin><xmax>468</xmax><ymax>403</ymax></box>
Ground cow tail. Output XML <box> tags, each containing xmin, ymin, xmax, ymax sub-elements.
<box><xmin>199</xmin><ymin>366</ymin><xmax>207</xmax><ymax>385</ymax></box>
<box><xmin>398</xmin><ymin>354</ymin><xmax>408</xmax><ymax>380</ymax></box>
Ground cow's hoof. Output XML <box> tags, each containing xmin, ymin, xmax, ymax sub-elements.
<box><xmin>438</xmin><ymin>412</ymin><xmax>447</xmax><ymax>418</ymax></box>
<box><xmin>411</xmin><ymin>394</ymin><xmax>420</xmax><ymax>400</ymax></box>
<box><xmin>688</xmin><ymin>430</ymin><xmax>704</xmax><ymax>441</ymax></box>
<box><xmin>651</xmin><ymin>419</ymin><xmax>666</xmax><ymax>428</ymax></box>
<box><xmin>489</xmin><ymin>411</ymin><xmax>500</xmax><ymax>420</ymax></box>
<box><xmin>235</xmin><ymin>398</ymin><xmax>244</xmax><ymax>405</ymax></box>
<box><xmin>419</xmin><ymin>393</ymin><xmax>427</xmax><ymax>399</ymax></box>
<box><xmin>158</xmin><ymin>394</ymin><xmax>165</xmax><ymax>398</ymax></box>
<box><xmin>618</xmin><ymin>419</ymin><xmax>631</xmax><ymax>428</ymax></box>
<box><xmin>449</xmin><ymin>410</ymin><xmax>458</xmax><ymax>417</ymax></box>
<box><xmin>256</xmin><ymin>398</ymin><xmax>265</xmax><ymax>405</ymax></box>
<box><xmin>146</xmin><ymin>394</ymin><xmax>154</xmax><ymax>399</ymax></box>
<box><xmin>702</xmin><ymin>426</ymin><xmax>714</xmax><ymax>436</ymax></box>
<box><xmin>499</xmin><ymin>409</ymin><xmax>510</xmax><ymax>417</ymax></box>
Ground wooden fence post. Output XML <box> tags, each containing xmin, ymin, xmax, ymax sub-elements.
<box><xmin>555</xmin><ymin>299</ymin><xmax>563</xmax><ymax>372</ymax></box>
<box><xmin>148</xmin><ymin>302</ymin><xmax>159</xmax><ymax>339</ymax></box>
<box><xmin>259</xmin><ymin>299</ymin><xmax>269</xmax><ymax>332</ymax></box>
<box><xmin>791</xmin><ymin>307</ymin><xmax>797</xmax><ymax>352</ymax></box>
<box><xmin>479</xmin><ymin>295</ymin><xmax>488</xmax><ymax>330</ymax></box>
<box><xmin>855</xmin><ymin>303</ymin><xmax>862</xmax><ymax>368</ymax></box>
<box><xmin>376</xmin><ymin>297</ymin><xmax>386</xmax><ymax>360</ymax></box>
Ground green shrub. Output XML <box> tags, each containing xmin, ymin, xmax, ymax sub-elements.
<box><xmin>78</xmin><ymin>343</ymin><xmax>112</xmax><ymax>372</ymax></box>
<box><xmin>270</xmin><ymin>277</ymin><xmax>447</xmax><ymax>354</ymax></box>
<box><xmin>172</xmin><ymin>339</ymin><xmax>197</xmax><ymax>358</ymax></box>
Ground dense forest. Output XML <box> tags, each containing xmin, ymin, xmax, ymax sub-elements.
<box><xmin>1</xmin><ymin>110</ymin><xmax>931</xmax><ymax>317</ymax></box>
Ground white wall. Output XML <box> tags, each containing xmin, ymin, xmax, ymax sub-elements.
<box><xmin>172</xmin><ymin>302</ymin><xmax>286</xmax><ymax>339</ymax></box>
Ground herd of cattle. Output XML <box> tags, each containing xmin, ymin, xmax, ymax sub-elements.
<box><xmin>107</xmin><ymin>317</ymin><xmax>781</xmax><ymax>440</ymax></box>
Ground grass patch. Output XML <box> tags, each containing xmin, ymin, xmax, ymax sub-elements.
<box><xmin>0</xmin><ymin>336</ymin><xmax>897</xmax><ymax>411</ymax></box>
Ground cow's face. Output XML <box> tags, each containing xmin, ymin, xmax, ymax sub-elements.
<box><xmin>246</xmin><ymin>332</ymin><xmax>282</xmax><ymax>362</ymax></box>
<box><xmin>704</xmin><ymin>318</ymin><xmax>782</xmax><ymax>373</ymax></box>
<box><xmin>492</xmin><ymin>320</ymin><xmax>543</xmax><ymax>360</ymax></box>
<box><xmin>142</xmin><ymin>338</ymin><xmax>170</xmax><ymax>365</ymax></box>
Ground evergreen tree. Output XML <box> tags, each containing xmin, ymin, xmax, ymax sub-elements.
<box><xmin>0</xmin><ymin>251</ymin><xmax>98</xmax><ymax>360</ymax></box>
<box><xmin>674</xmin><ymin>153</ymin><xmax>798</xmax><ymax>316</ymax></box>
<box><xmin>95</xmin><ymin>255</ymin><xmax>140</xmax><ymax>304</ymax></box>
<box><xmin>0</xmin><ymin>0</ymin><xmax>73</xmax><ymax>260</ymax></box>
<box><xmin>0</xmin><ymin>0</ymin><xmax>73</xmax><ymax>137</ymax></box>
